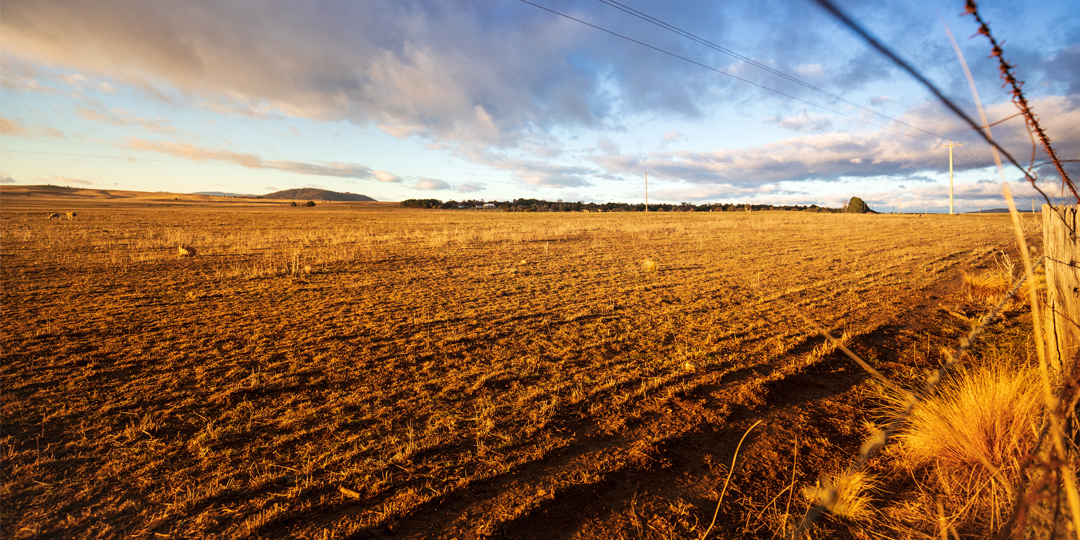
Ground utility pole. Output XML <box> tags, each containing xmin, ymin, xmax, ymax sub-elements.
<box><xmin>645</xmin><ymin>171</ymin><xmax>648</xmax><ymax>213</ymax></box>
<box><xmin>941</xmin><ymin>140</ymin><xmax>963</xmax><ymax>215</ymax></box>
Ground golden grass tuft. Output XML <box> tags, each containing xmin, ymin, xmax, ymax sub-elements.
<box><xmin>889</xmin><ymin>360</ymin><xmax>1045</xmax><ymax>529</ymax></box>
<box><xmin>962</xmin><ymin>270</ymin><xmax>1012</xmax><ymax>300</ymax></box>
<box><xmin>961</xmin><ymin>265</ymin><xmax>1043</xmax><ymax>306</ymax></box>
<box><xmin>803</xmin><ymin>469</ymin><xmax>878</xmax><ymax>521</ymax></box>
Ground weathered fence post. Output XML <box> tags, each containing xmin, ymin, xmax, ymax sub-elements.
<box><xmin>1043</xmin><ymin>204</ymin><xmax>1079</xmax><ymax>375</ymax></box>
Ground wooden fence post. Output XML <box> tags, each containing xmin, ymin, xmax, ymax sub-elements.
<box><xmin>1043</xmin><ymin>204</ymin><xmax>1079</xmax><ymax>375</ymax></box>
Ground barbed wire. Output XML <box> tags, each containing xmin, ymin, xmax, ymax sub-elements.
<box><xmin>807</xmin><ymin>0</ymin><xmax>1077</xmax><ymax>228</ymax></box>
<box><xmin>964</xmin><ymin>0</ymin><xmax>1079</xmax><ymax>204</ymax></box>
<box><xmin>787</xmin><ymin>5</ymin><xmax>1080</xmax><ymax>536</ymax></box>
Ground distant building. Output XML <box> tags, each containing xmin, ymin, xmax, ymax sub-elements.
<box><xmin>483</xmin><ymin>203</ymin><xmax>496</xmax><ymax>210</ymax></box>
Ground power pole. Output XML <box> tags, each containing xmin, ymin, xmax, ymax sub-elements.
<box><xmin>942</xmin><ymin>140</ymin><xmax>963</xmax><ymax>215</ymax></box>
<box><xmin>645</xmin><ymin>171</ymin><xmax>648</xmax><ymax>213</ymax></box>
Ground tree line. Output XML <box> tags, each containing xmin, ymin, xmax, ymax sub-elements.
<box><xmin>400</xmin><ymin>198</ymin><xmax>857</xmax><ymax>213</ymax></box>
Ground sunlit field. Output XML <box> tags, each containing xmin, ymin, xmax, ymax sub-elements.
<box><xmin>2</xmin><ymin>190</ymin><xmax>1046</xmax><ymax>538</ymax></box>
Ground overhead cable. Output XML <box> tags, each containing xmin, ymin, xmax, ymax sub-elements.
<box><xmin>595</xmin><ymin>0</ymin><xmax>947</xmax><ymax>141</ymax></box>
<box><xmin>519</xmin><ymin>0</ymin><xmax>941</xmax><ymax>144</ymax></box>
<box><xmin>808</xmin><ymin>0</ymin><xmax>1038</xmax><ymax>185</ymax></box>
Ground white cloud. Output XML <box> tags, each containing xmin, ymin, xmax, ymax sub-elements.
<box><xmin>415</xmin><ymin>177</ymin><xmax>450</xmax><ymax>190</ymax></box>
<box><xmin>794</xmin><ymin>63</ymin><xmax>824</xmax><ymax>78</ymax></box>
<box><xmin>596</xmin><ymin>136</ymin><xmax>619</xmax><ymax>155</ymax></box>
<box><xmin>0</xmin><ymin>0</ymin><xmax>864</xmax><ymax>154</ymax></box>
<box><xmin>0</xmin><ymin>116</ymin><xmax>28</xmax><ymax>135</ymax></box>
<box><xmin>77</xmin><ymin>105</ymin><xmax>175</xmax><ymax>133</ymax></box>
<box><xmin>60</xmin><ymin>73</ymin><xmax>87</xmax><ymax>85</ymax></box>
<box><xmin>766</xmin><ymin>111</ymin><xmax>833</xmax><ymax>133</ymax></box>
<box><xmin>663</xmin><ymin>131</ymin><xmax>683</xmax><ymax>142</ymax></box>
<box><xmin>373</xmin><ymin>170</ymin><xmax>401</xmax><ymax>183</ymax></box>
<box><xmin>124</xmin><ymin>138</ymin><xmax>377</xmax><ymax>180</ymax></box>
<box><xmin>56</xmin><ymin>175</ymin><xmax>93</xmax><ymax>186</ymax></box>
<box><xmin>591</xmin><ymin>96</ymin><xmax>1080</xmax><ymax>187</ymax></box>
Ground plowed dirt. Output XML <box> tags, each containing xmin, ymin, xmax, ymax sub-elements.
<box><xmin>1</xmin><ymin>190</ymin><xmax>1030</xmax><ymax>538</ymax></box>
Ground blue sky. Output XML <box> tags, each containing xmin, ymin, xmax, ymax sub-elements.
<box><xmin>1</xmin><ymin>0</ymin><xmax>1077</xmax><ymax>210</ymax></box>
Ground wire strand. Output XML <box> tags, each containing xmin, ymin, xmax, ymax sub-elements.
<box><xmin>595</xmin><ymin>0</ymin><xmax>947</xmax><ymax>141</ymax></box>
<box><xmin>519</xmin><ymin>0</ymin><xmax>941</xmax><ymax>144</ymax></box>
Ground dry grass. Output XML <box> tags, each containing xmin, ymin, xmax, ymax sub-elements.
<box><xmin>803</xmin><ymin>469</ymin><xmax>878</xmax><ymax>522</ymax></box>
<box><xmin>963</xmin><ymin>269</ymin><xmax>1013</xmax><ymax>299</ymax></box>
<box><xmin>0</xmin><ymin>193</ymin><xmax>1037</xmax><ymax>539</ymax></box>
<box><xmin>887</xmin><ymin>360</ymin><xmax>1045</xmax><ymax>531</ymax></box>
<box><xmin>961</xmin><ymin>251</ymin><xmax>1044</xmax><ymax>309</ymax></box>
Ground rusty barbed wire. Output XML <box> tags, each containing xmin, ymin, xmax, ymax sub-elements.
<box><xmin>810</xmin><ymin>0</ymin><xmax>1078</xmax><ymax>239</ymax></box>
<box><xmin>965</xmin><ymin>0</ymin><xmax>1079</xmax><ymax>205</ymax></box>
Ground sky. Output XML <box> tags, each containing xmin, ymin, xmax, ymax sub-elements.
<box><xmin>1</xmin><ymin>0</ymin><xmax>1078</xmax><ymax>211</ymax></box>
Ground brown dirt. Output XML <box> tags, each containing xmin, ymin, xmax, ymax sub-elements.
<box><xmin>0</xmin><ymin>187</ymin><xmax>1034</xmax><ymax>539</ymax></box>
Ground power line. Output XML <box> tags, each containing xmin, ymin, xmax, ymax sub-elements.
<box><xmin>596</xmin><ymin>0</ymin><xmax>1011</xmax><ymax>187</ymax></box>
<box><xmin>594</xmin><ymin>0</ymin><xmax>947</xmax><ymax>142</ymax></box>
<box><xmin>956</xmin><ymin>145</ymin><xmax>1009</xmax><ymax>183</ymax></box>
<box><xmin>519</xmin><ymin>0</ymin><xmax>942</xmax><ymax>144</ymax></box>
<box><xmin>527</xmin><ymin>0</ymin><xmax>1051</xmax><ymax>190</ymax></box>
<box><xmin>808</xmin><ymin>0</ymin><xmax>1039</xmax><ymax>187</ymax></box>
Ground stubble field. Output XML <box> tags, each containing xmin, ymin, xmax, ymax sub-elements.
<box><xmin>1</xmin><ymin>191</ymin><xmax>1031</xmax><ymax>538</ymax></box>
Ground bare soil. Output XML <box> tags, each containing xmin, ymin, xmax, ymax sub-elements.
<box><xmin>0</xmin><ymin>186</ymin><xmax>1033</xmax><ymax>538</ymax></box>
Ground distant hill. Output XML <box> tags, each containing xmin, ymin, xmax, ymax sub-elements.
<box><xmin>262</xmin><ymin>188</ymin><xmax>376</xmax><ymax>202</ymax></box>
<box><xmin>194</xmin><ymin>191</ymin><xmax>257</xmax><ymax>198</ymax></box>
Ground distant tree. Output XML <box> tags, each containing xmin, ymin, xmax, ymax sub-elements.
<box><xmin>400</xmin><ymin>199</ymin><xmax>441</xmax><ymax>209</ymax></box>
<box><xmin>304</xmin><ymin>201</ymin><xmax>316</xmax><ymax>207</ymax></box>
<box><xmin>846</xmin><ymin>196</ymin><xmax>872</xmax><ymax>214</ymax></box>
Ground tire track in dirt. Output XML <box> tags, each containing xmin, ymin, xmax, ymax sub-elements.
<box><xmin>356</xmin><ymin>246</ymin><xmax>1002</xmax><ymax>539</ymax></box>
<box><xmin>1</xmin><ymin>207</ymin><xmax>1021</xmax><ymax>539</ymax></box>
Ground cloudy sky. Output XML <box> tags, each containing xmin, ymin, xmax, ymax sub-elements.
<box><xmin>1</xmin><ymin>0</ymin><xmax>1077</xmax><ymax>210</ymax></box>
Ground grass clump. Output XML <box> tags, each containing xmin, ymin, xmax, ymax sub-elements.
<box><xmin>961</xmin><ymin>251</ymin><xmax>1044</xmax><ymax>307</ymax></box>
<box><xmin>888</xmin><ymin>359</ymin><xmax>1045</xmax><ymax>532</ymax></box>
<box><xmin>962</xmin><ymin>269</ymin><xmax>1011</xmax><ymax>300</ymax></box>
<box><xmin>803</xmin><ymin>469</ymin><xmax>878</xmax><ymax>522</ymax></box>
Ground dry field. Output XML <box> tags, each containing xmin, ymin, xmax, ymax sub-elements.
<box><xmin>1</xmin><ymin>188</ymin><xmax>1042</xmax><ymax>538</ymax></box>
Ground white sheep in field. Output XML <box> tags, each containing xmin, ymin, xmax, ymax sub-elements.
<box><xmin>178</xmin><ymin>245</ymin><xmax>198</xmax><ymax>257</ymax></box>
<box><xmin>66</xmin><ymin>212</ymin><xmax>77</xmax><ymax>220</ymax></box>
<box><xmin>46</xmin><ymin>213</ymin><xmax>61</xmax><ymax>220</ymax></box>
